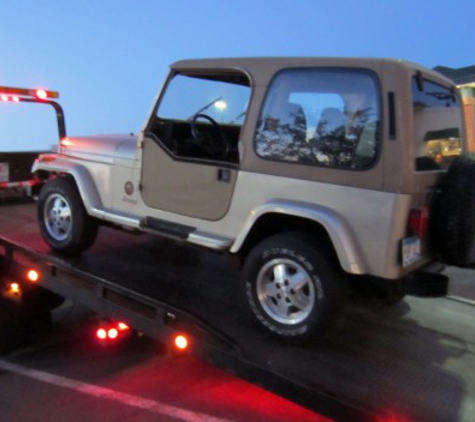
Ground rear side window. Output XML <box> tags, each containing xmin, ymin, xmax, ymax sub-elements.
<box><xmin>254</xmin><ymin>68</ymin><xmax>380</xmax><ymax>170</ymax></box>
<box><xmin>412</xmin><ymin>78</ymin><xmax>462</xmax><ymax>171</ymax></box>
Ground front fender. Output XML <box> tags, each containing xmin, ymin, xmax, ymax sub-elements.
<box><xmin>33</xmin><ymin>154</ymin><xmax>103</xmax><ymax>214</ymax></box>
<box><xmin>231</xmin><ymin>200</ymin><xmax>367</xmax><ymax>275</ymax></box>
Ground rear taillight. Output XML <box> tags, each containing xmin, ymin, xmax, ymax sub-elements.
<box><xmin>408</xmin><ymin>206</ymin><xmax>429</xmax><ymax>238</ymax></box>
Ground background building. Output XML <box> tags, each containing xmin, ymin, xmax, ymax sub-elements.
<box><xmin>435</xmin><ymin>65</ymin><xmax>475</xmax><ymax>151</ymax></box>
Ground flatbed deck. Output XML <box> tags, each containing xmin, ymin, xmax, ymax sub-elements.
<box><xmin>0</xmin><ymin>201</ymin><xmax>474</xmax><ymax>421</ymax></box>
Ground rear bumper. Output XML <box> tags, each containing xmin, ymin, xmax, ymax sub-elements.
<box><xmin>406</xmin><ymin>262</ymin><xmax>448</xmax><ymax>297</ymax></box>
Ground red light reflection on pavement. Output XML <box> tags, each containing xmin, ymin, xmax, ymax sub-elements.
<box><xmin>99</xmin><ymin>354</ymin><xmax>332</xmax><ymax>422</ymax></box>
<box><xmin>377</xmin><ymin>411</ymin><xmax>412</xmax><ymax>422</ymax></box>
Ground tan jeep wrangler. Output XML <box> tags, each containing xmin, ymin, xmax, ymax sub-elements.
<box><xmin>33</xmin><ymin>57</ymin><xmax>473</xmax><ymax>341</ymax></box>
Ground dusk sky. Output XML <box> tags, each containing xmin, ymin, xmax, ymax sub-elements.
<box><xmin>1</xmin><ymin>0</ymin><xmax>474</xmax><ymax>150</ymax></box>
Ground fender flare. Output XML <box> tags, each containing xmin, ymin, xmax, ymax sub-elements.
<box><xmin>230</xmin><ymin>200</ymin><xmax>367</xmax><ymax>275</ymax></box>
<box><xmin>32</xmin><ymin>155</ymin><xmax>103</xmax><ymax>215</ymax></box>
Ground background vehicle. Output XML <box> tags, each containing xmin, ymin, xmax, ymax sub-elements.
<box><xmin>0</xmin><ymin>86</ymin><xmax>65</xmax><ymax>199</ymax></box>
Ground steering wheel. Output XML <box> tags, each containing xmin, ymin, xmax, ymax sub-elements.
<box><xmin>190</xmin><ymin>114</ymin><xmax>230</xmax><ymax>159</ymax></box>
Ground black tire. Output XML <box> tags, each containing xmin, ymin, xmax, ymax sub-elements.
<box><xmin>242</xmin><ymin>233</ymin><xmax>346</xmax><ymax>342</ymax></box>
<box><xmin>431</xmin><ymin>155</ymin><xmax>475</xmax><ymax>267</ymax></box>
<box><xmin>38</xmin><ymin>175</ymin><xmax>98</xmax><ymax>255</ymax></box>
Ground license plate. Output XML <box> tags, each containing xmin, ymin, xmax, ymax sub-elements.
<box><xmin>402</xmin><ymin>236</ymin><xmax>421</xmax><ymax>267</ymax></box>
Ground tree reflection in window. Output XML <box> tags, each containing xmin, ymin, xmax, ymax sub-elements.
<box><xmin>256</xmin><ymin>103</ymin><xmax>310</xmax><ymax>162</ymax></box>
<box><xmin>255</xmin><ymin>69</ymin><xmax>380</xmax><ymax>170</ymax></box>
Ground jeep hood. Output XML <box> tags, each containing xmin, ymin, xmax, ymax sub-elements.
<box><xmin>60</xmin><ymin>134</ymin><xmax>138</xmax><ymax>164</ymax></box>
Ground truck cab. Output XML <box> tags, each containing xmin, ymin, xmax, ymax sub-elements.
<box><xmin>0</xmin><ymin>86</ymin><xmax>64</xmax><ymax>199</ymax></box>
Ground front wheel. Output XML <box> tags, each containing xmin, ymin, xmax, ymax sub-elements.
<box><xmin>242</xmin><ymin>233</ymin><xmax>346</xmax><ymax>342</ymax></box>
<box><xmin>38</xmin><ymin>175</ymin><xmax>98</xmax><ymax>255</ymax></box>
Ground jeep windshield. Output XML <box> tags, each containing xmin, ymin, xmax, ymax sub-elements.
<box><xmin>157</xmin><ymin>72</ymin><xmax>250</xmax><ymax>125</ymax></box>
<box><xmin>149</xmin><ymin>71</ymin><xmax>251</xmax><ymax>164</ymax></box>
<box><xmin>413</xmin><ymin>78</ymin><xmax>463</xmax><ymax>171</ymax></box>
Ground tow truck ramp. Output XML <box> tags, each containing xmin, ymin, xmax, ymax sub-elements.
<box><xmin>0</xmin><ymin>202</ymin><xmax>474</xmax><ymax>422</ymax></box>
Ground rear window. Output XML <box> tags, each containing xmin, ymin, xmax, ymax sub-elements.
<box><xmin>412</xmin><ymin>78</ymin><xmax>463</xmax><ymax>171</ymax></box>
<box><xmin>0</xmin><ymin>102</ymin><xmax>58</xmax><ymax>152</ymax></box>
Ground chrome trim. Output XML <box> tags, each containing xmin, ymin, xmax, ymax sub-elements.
<box><xmin>188</xmin><ymin>231</ymin><xmax>233</xmax><ymax>250</ymax></box>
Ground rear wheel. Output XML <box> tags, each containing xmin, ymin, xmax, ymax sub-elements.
<box><xmin>38</xmin><ymin>175</ymin><xmax>98</xmax><ymax>255</ymax></box>
<box><xmin>242</xmin><ymin>233</ymin><xmax>346</xmax><ymax>342</ymax></box>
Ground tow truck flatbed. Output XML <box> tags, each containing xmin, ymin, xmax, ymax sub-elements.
<box><xmin>0</xmin><ymin>201</ymin><xmax>474</xmax><ymax>422</ymax></box>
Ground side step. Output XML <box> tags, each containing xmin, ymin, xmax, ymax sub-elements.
<box><xmin>140</xmin><ymin>216</ymin><xmax>233</xmax><ymax>251</ymax></box>
<box><xmin>140</xmin><ymin>216</ymin><xmax>195</xmax><ymax>240</ymax></box>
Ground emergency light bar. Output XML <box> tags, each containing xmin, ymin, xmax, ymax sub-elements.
<box><xmin>0</xmin><ymin>84</ymin><xmax>66</xmax><ymax>140</ymax></box>
<box><xmin>0</xmin><ymin>85</ymin><xmax>59</xmax><ymax>101</ymax></box>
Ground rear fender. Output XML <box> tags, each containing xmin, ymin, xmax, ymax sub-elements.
<box><xmin>231</xmin><ymin>200</ymin><xmax>367</xmax><ymax>275</ymax></box>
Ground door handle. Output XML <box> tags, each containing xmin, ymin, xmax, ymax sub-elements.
<box><xmin>217</xmin><ymin>168</ymin><xmax>231</xmax><ymax>183</ymax></box>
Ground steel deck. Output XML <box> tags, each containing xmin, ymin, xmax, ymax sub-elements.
<box><xmin>0</xmin><ymin>201</ymin><xmax>474</xmax><ymax>422</ymax></box>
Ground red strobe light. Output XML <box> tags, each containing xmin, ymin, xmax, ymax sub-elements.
<box><xmin>0</xmin><ymin>85</ymin><xmax>59</xmax><ymax>100</ymax></box>
<box><xmin>35</xmin><ymin>89</ymin><xmax>48</xmax><ymax>100</ymax></box>
<box><xmin>96</xmin><ymin>328</ymin><xmax>107</xmax><ymax>340</ymax></box>
<box><xmin>95</xmin><ymin>321</ymin><xmax>131</xmax><ymax>344</ymax></box>
<box><xmin>107</xmin><ymin>328</ymin><xmax>119</xmax><ymax>339</ymax></box>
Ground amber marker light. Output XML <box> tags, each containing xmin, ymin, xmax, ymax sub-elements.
<box><xmin>2</xmin><ymin>281</ymin><xmax>23</xmax><ymax>302</ymax></box>
<box><xmin>26</xmin><ymin>269</ymin><xmax>40</xmax><ymax>282</ymax></box>
<box><xmin>117</xmin><ymin>322</ymin><xmax>130</xmax><ymax>332</ymax></box>
<box><xmin>174</xmin><ymin>334</ymin><xmax>189</xmax><ymax>351</ymax></box>
<box><xmin>60</xmin><ymin>137</ymin><xmax>73</xmax><ymax>147</ymax></box>
<box><xmin>10</xmin><ymin>283</ymin><xmax>21</xmax><ymax>295</ymax></box>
